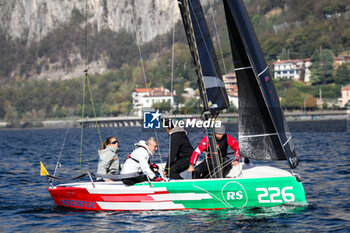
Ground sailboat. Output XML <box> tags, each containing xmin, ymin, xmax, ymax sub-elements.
<box><xmin>47</xmin><ymin>0</ymin><xmax>306</xmax><ymax>211</ymax></box>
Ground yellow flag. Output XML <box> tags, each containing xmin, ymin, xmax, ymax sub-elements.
<box><xmin>40</xmin><ymin>161</ymin><xmax>49</xmax><ymax>176</ymax></box>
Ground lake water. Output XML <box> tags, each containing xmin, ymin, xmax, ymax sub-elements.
<box><xmin>0</xmin><ymin>120</ymin><xmax>349</xmax><ymax>232</ymax></box>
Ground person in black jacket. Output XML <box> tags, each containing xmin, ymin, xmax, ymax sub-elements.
<box><xmin>163</xmin><ymin>119</ymin><xmax>194</xmax><ymax>179</ymax></box>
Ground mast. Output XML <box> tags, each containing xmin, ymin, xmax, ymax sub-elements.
<box><xmin>178</xmin><ymin>0</ymin><xmax>229</xmax><ymax>178</ymax></box>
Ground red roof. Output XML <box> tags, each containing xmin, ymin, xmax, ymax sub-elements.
<box><xmin>273</xmin><ymin>59</ymin><xmax>303</xmax><ymax>64</ymax></box>
<box><xmin>342</xmin><ymin>85</ymin><xmax>350</xmax><ymax>91</ymax></box>
<box><xmin>134</xmin><ymin>88</ymin><xmax>163</xmax><ymax>93</ymax></box>
<box><xmin>134</xmin><ymin>87</ymin><xmax>176</xmax><ymax>97</ymax></box>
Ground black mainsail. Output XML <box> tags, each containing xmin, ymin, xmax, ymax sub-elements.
<box><xmin>178</xmin><ymin>0</ymin><xmax>229</xmax><ymax>113</ymax></box>
<box><xmin>178</xmin><ymin>0</ymin><xmax>229</xmax><ymax>178</ymax></box>
<box><xmin>223</xmin><ymin>0</ymin><xmax>298</xmax><ymax>168</ymax></box>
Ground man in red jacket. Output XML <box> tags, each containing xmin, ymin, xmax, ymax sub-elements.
<box><xmin>187</xmin><ymin>125</ymin><xmax>240</xmax><ymax>178</ymax></box>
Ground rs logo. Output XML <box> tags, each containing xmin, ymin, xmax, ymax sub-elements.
<box><xmin>256</xmin><ymin>187</ymin><xmax>295</xmax><ymax>203</ymax></box>
<box><xmin>227</xmin><ymin>191</ymin><xmax>243</xmax><ymax>200</ymax></box>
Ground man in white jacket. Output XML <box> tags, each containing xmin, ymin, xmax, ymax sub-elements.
<box><xmin>121</xmin><ymin>137</ymin><xmax>163</xmax><ymax>185</ymax></box>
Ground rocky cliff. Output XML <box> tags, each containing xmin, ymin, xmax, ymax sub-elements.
<box><xmin>1</xmin><ymin>0</ymin><xmax>180</xmax><ymax>44</ymax></box>
<box><xmin>0</xmin><ymin>0</ymin><xmax>182</xmax><ymax>80</ymax></box>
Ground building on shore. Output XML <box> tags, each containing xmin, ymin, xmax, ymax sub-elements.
<box><xmin>341</xmin><ymin>85</ymin><xmax>350</xmax><ymax>107</ymax></box>
<box><xmin>273</xmin><ymin>56</ymin><xmax>348</xmax><ymax>83</ymax></box>
<box><xmin>273</xmin><ymin>59</ymin><xmax>311</xmax><ymax>82</ymax></box>
<box><xmin>222</xmin><ymin>72</ymin><xmax>239</xmax><ymax>109</ymax></box>
<box><xmin>132</xmin><ymin>87</ymin><xmax>177</xmax><ymax>116</ymax></box>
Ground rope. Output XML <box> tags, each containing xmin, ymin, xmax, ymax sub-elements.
<box><xmin>78</xmin><ymin>0</ymin><xmax>89</xmax><ymax>178</ymax></box>
<box><xmin>86</xmin><ymin>73</ymin><xmax>103</xmax><ymax>146</ymax></box>
<box><xmin>79</xmin><ymin>75</ymin><xmax>86</xmax><ymax>175</ymax></box>
<box><xmin>205</xmin><ymin>151</ymin><xmax>212</xmax><ymax>179</ymax></box>
<box><xmin>203</xmin><ymin>156</ymin><xmax>236</xmax><ymax>179</ymax></box>
<box><xmin>167</xmin><ymin>1</ymin><xmax>177</xmax><ymax>178</ymax></box>
<box><xmin>84</xmin><ymin>0</ymin><xmax>88</xmax><ymax>71</ymax></box>
<box><xmin>170</xmin><ymin>0</ymin><xmax>176</xmax><ymax>111</ymax></box>
<box><xmin>53</xmin><ymin>127</ymin><xmax>70</xmax><ymax>177</ymax></box>
<box><xmin>153</xmin><ymin>130</ymin><xmax>163</xmax><ymax>165</ymax></box>
<box><xmin>131</xmin><ymin>6</ymin><xmax>166</xmax><ymax>168</ymax></box>
<box><xmin>131</xmin><ymin>7</ymin><xmax>149</xmax><ymax>93</ymax></box>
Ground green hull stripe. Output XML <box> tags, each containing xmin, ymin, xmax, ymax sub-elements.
<box><xmin>138</xmin><ymin>177</ymin><xmax>306</xmax><ymax>209</ymax></box>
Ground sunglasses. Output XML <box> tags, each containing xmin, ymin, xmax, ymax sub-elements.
<box><xmin>111</xmin><ymin>141</ymin><xmax>118</xmax><ymax>144</ymax></box>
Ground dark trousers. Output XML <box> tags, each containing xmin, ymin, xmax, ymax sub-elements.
<box><xmin>193</xmin><ymin>156</ymin><xmax>232</xmax><ymax>179</ymax></box>
<box><xmin>122</xmin><ymin>175</ymin><xmax>148</xmax><ymax>185</ymax></box>
<box><xmin>167</xmin><ymin>156</ymin><xmax>191</xmax><ymax>179</ymax></box>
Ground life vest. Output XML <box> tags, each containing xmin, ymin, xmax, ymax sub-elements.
<box><xmin>216</xmin><ymin>134</ymin><xmax>228</xmax><ymax>157</ymax></box>
<box><xmin>125</xmin><ymin>145</ymin><xmax>150</xmax><ymax>164</ymax></box>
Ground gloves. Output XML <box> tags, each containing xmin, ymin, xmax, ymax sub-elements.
<box><xmin>154</xmin><ymin>177</ymin><xmax>164</xmax><ymax>182</ymax></box>
<box><xmin>152</xmin><ymin>175</ymin><xmax>164</xmax><ymax>182</ymax></box>
<box><xmin>150</xmin><ymin>163</ymin><xmax>160</xmax><ymax>172</ymax></box>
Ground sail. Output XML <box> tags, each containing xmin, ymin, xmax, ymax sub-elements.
<box><xmin>178</xmin><ymin>0</ymin><xmax>229</xmax><ymax>113</ymax></box>
<box><xmin>223</xmin><ymin>0</ymin><xmax>298</xmax><ymax>168</ymax></box>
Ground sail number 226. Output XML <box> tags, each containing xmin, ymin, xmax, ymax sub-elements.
<box><xmin>256</xmin><ymin>187</ymin><xmax>295</xmax><ymax>203</ymax></box>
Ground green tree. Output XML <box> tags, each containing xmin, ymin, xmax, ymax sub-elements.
<box><xmin>281</xmin><ymin>88</ymin><xmax>304</xmax><ymax>110</ymax></box>
<box><xmin>21</xmin><ymin>109</ymin><xmax>46</xmax><ymax>127</ymax></box>
<box><xmin>4</xmin><ymin>101</ymin><xmax>20</xmax><ymax>127</ymax></box>
<box><xmin>310</xmin><ymin>49</ymin><xmax>334</xmax><ymax>85</ymax></box>
<box><xmin>310</xmin><ymin>49</ymin><xmax>322</xmax><ymax>85</ymax></box>
<box><xmin>152</xmin><ymin>101</ymin><xmax>171</xmax><ymax>113</ymax></box>
<box><xmin>319</xmin><ymin>49</ymin><xmax>334</xmax><ymax>84</ymax></box>
<box><xmin>335</xmin><ymin>64</ymin><xmax>350</xmax><ymax>85</ymax></box>
<box><xmin>278</xmin><ymin>48</ymin><xmax>290</xmax><ymax>60</ymax></box>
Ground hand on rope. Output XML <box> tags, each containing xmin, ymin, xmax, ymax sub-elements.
<box><xmin>187</xmin><ymin>164</ymin><xmax>195</xmax><ymax>172</ymax></box>
<box><xmin>232</xmin><ymin>160</ymin><xmax>239</xmax><ymax>167</ymax></box>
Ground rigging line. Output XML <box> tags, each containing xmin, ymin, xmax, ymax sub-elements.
<box><xmin>205</xmin><ymin>151</ymin><xmax>213</xmax><ymax>179</ymax></box>
<box><xmin>80</xmin><ymin>75</ymin><xmax>87</xmax><ymax>176</ymax></box>
<box><xmin>204</xmin><ymin>156</ymin><xmax>236</xmax><ymax>179</ymax></box>
<box><xmin>170</xmin><ymin>0</ymin><xmax>176</xmax><ymax>111</ymax></box>
<box><xmin>167</xmin><ymin>130</ymin><xmax>171</xmax><ymax>177</ymax></box>
<box><xmin>131</xmin><ymin>6</ymin><xmax>165</xmax><ymax>164</ymax></box>
<box><xmin>53</xmin><ymin>127</ymin><xmax>70</xmax><ymax>177</ymax></box>
<box><xmin>131</xmin><ymin>6</ymin><xmax>149</xmax><ymax>92</ymax></box>
<box><xmin>208</xmin><ymin>0</ymin><xmax>227</xmax><ymax>74</ymax></box>
<box><xmin>153</xmin><ymin>130</ymin><xmax>163</xmax><ymax>165</ymax></box>
<box><xmin>79</xmin><ymin>0</ymin><xmax>88</xmax><ymax>178</ymax></box>
<box><xmin>84</xmin><ymin>0</ymin><xmax>88</xmax><ymax>71</ymax></box>
<box><xmin>86</xmin><ymin>74</ymin><xmax>103</xmax><ymax>147</ymax></box>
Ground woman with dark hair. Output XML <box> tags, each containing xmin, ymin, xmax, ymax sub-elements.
<box><xmin>96</xmin><ymin>136</ymin><xmax>120</xmax><ymax>182</ymax></box>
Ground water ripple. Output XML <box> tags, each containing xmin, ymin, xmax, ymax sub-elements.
<box><xmin>0</xmin><ymin>124</ymin><xmax>349</xmax><ymax>232</ymax></box>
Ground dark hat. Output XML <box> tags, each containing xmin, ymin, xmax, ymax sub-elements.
<box><xmin>215</xmin><ymin>125</ymin><xmax>225</xmax><ymax>134</ymax></box>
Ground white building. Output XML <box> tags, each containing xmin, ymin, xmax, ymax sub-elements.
<box><xmin>273</xmin><ymin>59</ymin><xmax>311</xmax><ymax>82</ymax></box>
<box><xmin>223</xmin><ymin>72</ymin><xmax>239</xmax><ymax>109</ymax></box>
<box><xmin>132</xmin><ymin>87</ymin><xmax>177</xmax><ymax>116</ymax></box>
<box><xmin>341</xmin><ymin>85</ymin><xmax>350</xmax><ymax>107</ymax></box>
